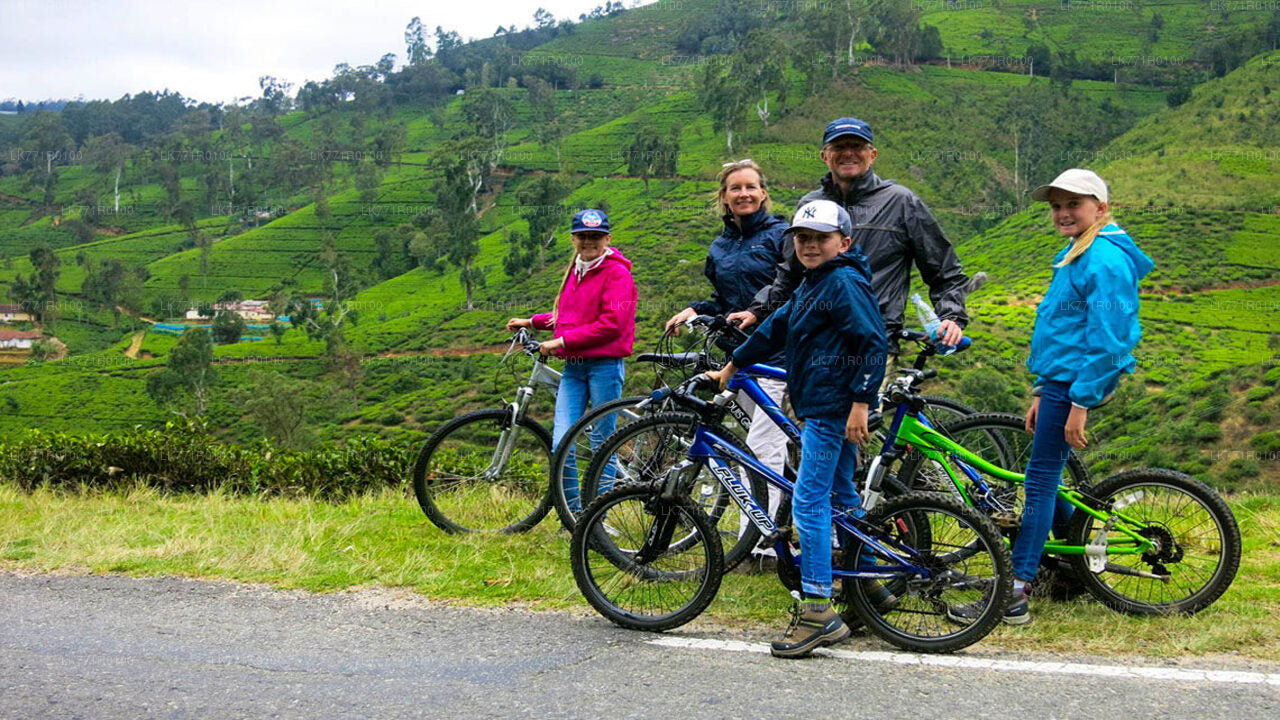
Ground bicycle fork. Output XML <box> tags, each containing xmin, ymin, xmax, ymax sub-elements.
<box><xmin>484</xmin><ymin>386</ymin><xmax>534</xmax><ymax>480</ymax></box>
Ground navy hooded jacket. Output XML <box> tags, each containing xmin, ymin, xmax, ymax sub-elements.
<box><xmin>732</xmin><ymin>249</ymin><xmax>888</xmax><ymax>419</ymax></box>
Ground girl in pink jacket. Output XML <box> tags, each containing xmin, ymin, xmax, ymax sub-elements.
<box><xmin>505</xmin><ymin>208</ymin><xmax>637</xmax><ymax>511</ymax></box>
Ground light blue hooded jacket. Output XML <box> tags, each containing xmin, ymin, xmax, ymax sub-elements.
<box><xmin>1026</xmin><ymin>223</ymin><xmax>1155</xmax><ymax>408</ymax></box>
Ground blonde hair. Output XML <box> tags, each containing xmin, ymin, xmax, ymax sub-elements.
<box><xmin>1055</xmin><ymin>211</ymin><xmax>1114</xmax><ymax>268</ymax></box>
<box><xmin>713</xmin><ymin>160</ymin><xmax>771</xmax><ymax>217</ymax></box>
<box><xmin>550</xmin><ymin>249</ymin><xmax>578</xmax><ymax>325</ymax></box>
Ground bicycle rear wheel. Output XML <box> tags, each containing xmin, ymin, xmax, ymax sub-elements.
<box><xmin>842</xmin><ymin>491</ymin><xmax>1013</xmax><ymax>653</ymax></box>
<box><xmin>412</xmin><ymin>409</ymin><xmax>553</xmax><ymax>534</ymax></box>
<box><xmin>571</xmin><ymin>483</ymin><xmax>724</xmax><ymax>631</ymax></box>
<box><xmin>1066</xmin><ymin>468</ymin><xmax>1240</xmax><ymax>615</ymax></box>
<box><xmin>580</xmin><ymin>412</ymin><xmax>768</xmax><ymax>571</ymax></box>
<box><xmin>550</xmin><ymin>395</ymin><xmax>650</xmax><ymax>532</ymax></box>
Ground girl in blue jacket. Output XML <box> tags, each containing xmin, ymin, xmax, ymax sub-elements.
<box><xmin>708</xmin><ymin>199</ymin><xmax>888</xmax><ymax>658</ymax></box>
<box><xmin>950</xmin><ymin>169</ymin><xmax>1154</xmax><ymax>627</ymax></box>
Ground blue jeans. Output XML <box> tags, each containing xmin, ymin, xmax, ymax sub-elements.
<box><xmin>552</xmin><ymin>357</ymin><xmax>625</xmax><ymax>512</ymax></box>
<box><xmin>1011</xmin><ymin>380</ymin><xmax>1078</xmax><ymax>581</ymax></box>
<box><xmin>794</xmin><ymin>414</ymin><xmax>862</xmax><ymax>599</ymax></box>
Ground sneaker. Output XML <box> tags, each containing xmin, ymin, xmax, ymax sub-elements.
<box><xmin>947</xmin><ymin>585</ymin><xmax>1030</xmax><ymax>626</ymax></box>
<box><xmin>770</xmin><ymin>599</ymin><xmax>851</xmax><ymax>658</ymax></box>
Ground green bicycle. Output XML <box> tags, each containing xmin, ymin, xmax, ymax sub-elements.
<box><xmin>863</xmin><ymin>331</ymin><xmax>1241</xmax><ymax>615</ymax></box>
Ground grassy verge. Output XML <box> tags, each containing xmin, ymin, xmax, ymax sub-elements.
<box><xmin>2</xmin><ymin>484</ymin><xmax>1278</xmax><ymax>661</ymax></box>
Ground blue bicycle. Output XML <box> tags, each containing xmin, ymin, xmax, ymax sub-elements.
<box><xmin>570</xmin><ymin>371</ymin><xmax>1015</xmax><ymax>653</ymax></box>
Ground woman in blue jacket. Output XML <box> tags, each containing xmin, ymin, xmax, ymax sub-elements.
<box><xmin>665</xmin><ymin>159</ymin><xmax>790</xmax><ymax>565</ymax></box>
<box><xmin>950</xmin><ymin>169</ymin><xmax>1154</xmax><ymax>627</ymax></box>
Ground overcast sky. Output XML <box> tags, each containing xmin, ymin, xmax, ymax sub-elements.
<box><xmin>1</xmin><ymin>0</ymin><xmax>653</xmax><ymax>104</ymax></box>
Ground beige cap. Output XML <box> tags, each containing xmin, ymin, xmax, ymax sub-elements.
<box><xmin>1031</xmin><ymin>168</ymin><xmax>1108</xmax><ymax>204</ymax></box>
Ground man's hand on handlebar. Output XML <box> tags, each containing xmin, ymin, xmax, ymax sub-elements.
<box><xmin>725</xmin><ymin>310</ymin><xmax>757</xmax><ymax>330</ymax></box>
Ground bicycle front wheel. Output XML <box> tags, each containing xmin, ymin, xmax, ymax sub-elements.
<box><xmin>550</xmin><ymin>395</ymin><xmax>650</xmax><ymax>532</ymax></box>
<box><xmin>580</xmin><ymin>412</ymin><xmax>767</xmax><ymax>571</ymax></box>
<box><xmin>571</xmin><ymin>483</ymin><xmax>724</xmax><ymax>631</ymax></box>
<box><xmin>843</xmin><ymin>491</ymin><xmax>1013</xmax><ymax>653</ymax></box>
<box><xmin>1066</xmin><ymin>468</ymin><xmax>1241</xmax><ymax>615</ymax></box>
<box><xmin>412</xmin><ymin>409</ymin><xmax>553</xmax><ymax>533</ymax></box>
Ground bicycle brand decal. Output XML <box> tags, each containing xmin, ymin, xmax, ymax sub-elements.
<box><xmin>707</xmin><ymin>450</ymin><xmax>776</xmax><ymax>533</ymax></box>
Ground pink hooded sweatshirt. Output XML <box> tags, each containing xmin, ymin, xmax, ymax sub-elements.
<box><xmin>531</xmin><ymin>249</ymin><xmax>636</xmax><ymax>359</ymax></box>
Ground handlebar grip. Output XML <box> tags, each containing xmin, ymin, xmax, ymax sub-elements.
<box><xmin>921</xmin><ymin>369</ymin><xmax>938</xmax><ymax>380</ymax></box>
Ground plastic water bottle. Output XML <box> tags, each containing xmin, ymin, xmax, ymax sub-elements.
<box><xmin>910</xmin><ymin>293</ymin><xmax>956</xmax><ymax>355</ymax></box>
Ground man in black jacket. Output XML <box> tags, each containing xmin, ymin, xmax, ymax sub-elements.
<box><xmin>728</xmin><ymin>117</ymin><xmax>970</xmax><ymax>350</ymax></box>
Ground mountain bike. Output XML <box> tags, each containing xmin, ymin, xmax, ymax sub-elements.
<box><xmin>859</xmin><ymin>338</ymin><xmax>1241</xmax><ymax>615</ymax></box>
<box><xmin>570</xmin><ymin>375</ymin><xmax>1014</xmax><ymax>653</ymax></box>
<box><xmin>411</xmin><ymin>329</ymin><xmax>558</xmax><ymax>533</ymax></box>
<box><xmin>575</xmin><ymin>319</ymin><xmax>981</xmax><ymax>568</ymax></box>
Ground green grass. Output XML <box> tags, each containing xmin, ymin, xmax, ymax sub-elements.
<box><xmin>0</xmin><ymin>483</ymin><xmax>1276</xmax><ymax>659</ymax></box>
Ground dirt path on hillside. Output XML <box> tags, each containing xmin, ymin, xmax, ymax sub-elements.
<box><xmin>123</xmin><ymin>331</ymin><xmax>144</xmax><ymax>359</ymax></box>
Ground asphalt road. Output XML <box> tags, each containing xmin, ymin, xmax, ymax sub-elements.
<box><xmin>2</xmin><ymin>572</ymin><xmax>1277</xmax><ymax>719</ymax></box>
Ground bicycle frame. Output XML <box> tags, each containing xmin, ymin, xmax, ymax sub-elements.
<box><xmin>488</xmin><ymin>347</ymin><xmax>561</xmax><ymax>479</ymax></box>
<box><xmin>676</xmin><ymin>421</ymin><xmax>932</xmax><ymax>582</ymax></box>
<box><xmin>881</xmin><ymin>404</ymin><xmax>1157</xmax><ymax>559</ymax></box>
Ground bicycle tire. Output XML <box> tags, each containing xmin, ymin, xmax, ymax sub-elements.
<box><xmin>580</xmin><ymin>412</ymin><xmax>768</xmax><ymax>571</ymax></box>
<box><xmin>412</xmin><ymin>409</ymin><xmax>553</xmax><ymax>534</ymax></box>
<box><xmin>550</xmin><ymin>395</ymin><xmax>651</xmax><ymax>532</ymax></box>
<box><xmin>1065</xmin><ymin>468</ymin><xmax>1240</xmax><ymax>615</ymax></box>
<box><xmin>895</xmin><ymin>412</ymin><xmax>1090</xmax><ymax>516</ymax></box>
<box><xmin>842</xmin><ymin>491</ymin><xmax>1013</xmax><ymax>653</ymax></box>
<box><xmin>571</xmin><ymin>483</ymin><xmax>724</xmax><ymax>631</ymax></box>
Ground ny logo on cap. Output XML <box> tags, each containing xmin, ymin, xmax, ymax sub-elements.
<box><xmin>802</xmin><ymin>206</ymin><xmax>817</xmax><ymax>218</ymax></box>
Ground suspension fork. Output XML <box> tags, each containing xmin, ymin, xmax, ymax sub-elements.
<box><xmin>634</xmin><ymin>460</ymin><xmax>700</xmax><ymax>564</ymax></box>
<box><xmin>486</xmin><ymin>385</ymin><xmax>535</xmax><ymax>478</ymax></box>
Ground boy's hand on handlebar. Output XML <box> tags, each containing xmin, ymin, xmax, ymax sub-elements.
<box><xmin>506</xmin><ymin>317</ymin><xmax>532</xmax><ymax>332</ymax></box>
<box><xmin>846</xmin><ymin>402</ymin><xmax>870</xmax><ymax>445</ymax></box>
<box><xmin>726</xmin><ymin>310</ymin><xmax>757</xmax><ymax>330</ymax></box>
<box><xmin>538</xmin><ymin>337</ymin><xmax>565</xmax><ymax>356</ymax></box>
<box><xmin>704</xmin><ymin>363</ymin><xmax>735</xmax><ymax>390</ymax></box>
<box><xmin>936</xmin><ymin>319</ymin><xmax>964</xmax><ymax>346</ymax></box>
<box><xmin>1065</xmin><ymin>405</ymin><xmax>1089</xmax><ymax>449</ymax></box>
<box><xmin>665</xmin><ymin>307</ymin><xmax>697</xmax><ymax>335</ymax></box>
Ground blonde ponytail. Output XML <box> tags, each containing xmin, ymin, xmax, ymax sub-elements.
<box><xmin>1055</xmin><ymin>212</ymin><xmax>1114</xmax><ymax>268</ymax></box>
<box><xmin>550</xmin><ymin>250</ymin><xmax>579</xmax><ymax>326</ymax></box>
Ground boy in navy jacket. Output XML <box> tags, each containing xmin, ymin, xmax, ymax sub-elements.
<box><xmin>708</xmin><ymin>199</ymin><xmax>888</xmax><ymax>658</ymax></box>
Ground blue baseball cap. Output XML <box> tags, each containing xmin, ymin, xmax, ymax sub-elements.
<box><xmin>571</xmin><ymin>208</ymin><xmax>610</xmax><ymax>233</ymax></box>
<box><xmin>785</xmin><ymin>200</ymin><xmax>853</xmax><ymax>238</ymax></box>
<box><xmin>822</xmin><ymin>117</ymin><xmax>874</xmax><ymax>146</ymax></box>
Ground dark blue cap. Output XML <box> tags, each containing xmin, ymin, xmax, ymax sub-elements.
<box><xmin>822</xmin><ymin>117</ymin><xmax>873</xmax><ymax>146</ymax></box>
<box><xmin>571</xmin><ymin>208</ymin><xmax>610</xmax><ymax>233</ymax></box>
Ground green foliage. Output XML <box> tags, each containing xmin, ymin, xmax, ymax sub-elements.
<box><xmin>0</xmin><ymin>421</ymin><xmax>410</xmax><ymax>499</ymax></box>
<box><xmin>146</xmin><ymin>327</ymin><xmax>217</xmax><ymax>417</ymax></box>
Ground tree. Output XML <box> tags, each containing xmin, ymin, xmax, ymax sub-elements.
<box><xmin>258</xmin><ymin>75</ymin><xmax>294</xmax><ymax>114</ymax></box>
<box><xmin>211</xmin><ymin>308</ymin><xmax>247</xmax><ymax>344</ymax></box>
<box><xmin>869</xmin><ymin>0</ymin><xmax>923</xmax><ymax>67</ymax></box>
<box><xmin>8</xmin><ymin>246</ymin><xmax>60</xmax><ymax>323</ymax></box>
<box><xmin>524</xmin><ymin>76</ymin><xmax>556</xmax><ymax>125</ymax></box>
<box><xmin>623</xmin><ymin>126</ymin><xmax>679</xmax><ymax>191</ymax></box>
<box><xmin>81</xmin><ymin>258</ymin><xmax>144</xmax><ymax>328</ymax></box>
<box><xmin>505</xmin><ymin>174</ymin><xmax>570</xmax><ymax>276</ymax></box>
<box><xmin>146</xmin><ymin>327</ymin><xmax>217</xmax><ymax>418</ymax></box>
<box><xmin>231</xmin><ymin>368</ymin><xmax>316</xmax><ymax>448</ymax></box>
<box><xmin>696</xmin><ymin>60</ymin><xmax>750</xmax><ymax>153</ymax></box>
<box><xmin>431</xmin><ymin>149</ymin><xmax>489</xmax><ymax>309</ymax></box>
<box><xmin>405</xmin><ymin>17</ymin><xmax>433</xmax><ymax>66</ymax></box>
<box><xmin>21</xmin><ymin>111</ymin><xmax>73</xmax><ymax>177</ymax></box>
<box><xmin>81</xmin><ymin>132</ymin><xmax>135</xmax><ymax>214</ymax></box>
<box><xmin>534</xmin><ymin>8</ymin><xmax>556</xmax><ymax>29</ymax></box>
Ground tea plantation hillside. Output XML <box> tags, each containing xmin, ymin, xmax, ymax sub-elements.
<box><xmin>1</xmin><ymin>1</ymin><xmax>1277</xmax><ymax>490</ymax></box>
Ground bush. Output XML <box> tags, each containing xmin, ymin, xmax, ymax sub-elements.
<box><xmin>1250</xmin><ymin>431</ymin><xmax>1280</xmax><ymax>453</ymax></box>
<box><xmin>1193</xmin><ymin>422</ymin><xmax>1222</xmax><ymax>443</ymax></box>
<box><xmin>1264</xmin><ymin>366</ymin><xmax>1280</xmax><ymax>385</ymax></box>
<box><xmin>1246</xmin><ymin>386</ymin><xmax>1274</xmax><ymax>402</ymax></box>
<box><xmin>1221</xmin><ymin>457</ymin><xmax>1261</xmax><ymax>484</ymax></box>
<box><xmin>379</xmin><ymin>410</ymin><xmax>402</xmax><ymax>426</ymax></box>
<box><xmin>0</xmin><ymin>421</ymin><xmax>412</xmax><ymax>500</ymax></box>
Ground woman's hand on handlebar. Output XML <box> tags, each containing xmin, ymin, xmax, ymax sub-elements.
<box><xmin>538</xmin><ymin>337</ymin><xmax>565</xmax><ymax>356</ymax></box>
<box><xmin>506</xmin><ymin>317</ymin><xmax>532</xmax><ymax>332</ymax></box>
<box><xmin>665</xmin><ymin>307</ymin><xmax>697</xmax><ymax>335</ymax></box>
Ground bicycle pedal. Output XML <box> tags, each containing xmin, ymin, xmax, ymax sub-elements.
<box><xmin>992</xmin><ymin>512</ymin><xmax>1020</xmax><ymax>529</ymax></box>
<box><xmin>760</xmin><ymin>526</ymin><xmax>792</xmax><ymax>548</ymax></box>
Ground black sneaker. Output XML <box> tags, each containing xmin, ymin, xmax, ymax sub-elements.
<box><xmin>947</xmin><ymin>586</ymin><xmax>1030</xmax><ymax>626</ymax></box>
<box><xmin>770</xmin><ymin>600</ymin><xmax>851</xmax><ymax>658</ymax></box>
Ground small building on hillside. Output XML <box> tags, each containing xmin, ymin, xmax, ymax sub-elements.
<box><xmin>0</xmin><ymin>304</ymin><xmax>33</xmax><ymax>323</ymax></box>
<box><xmin>184</xmin><ymin>299</ymin><xmax>275</xmax><ymax>322</ymax></box>
<box><xmin>0</xmin><ymin>328</ymin><xmax>42</xmax><ymax>349</ymax></box>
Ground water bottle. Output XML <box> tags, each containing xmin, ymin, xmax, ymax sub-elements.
<box><xmin>910</xmin><ymin>293</ymin><xmax>956</xmax><ymax>355</ymax></box>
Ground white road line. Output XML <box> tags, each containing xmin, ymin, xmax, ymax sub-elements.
<box><xmin>647</xmin><ymin>637</ymin><xmax>1280</xmax><ymax>687</ymax></box>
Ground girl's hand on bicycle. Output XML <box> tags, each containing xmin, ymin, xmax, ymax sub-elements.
<box><xmin>665</xmin><ymin>307</ymin><xmax>697</xmax><ymax>335</ymax></box>
<box><xmin>846</xmin><ymin>402</ymin><xmax>870</xmax><ymax>445</ymax></box>
<box><xmin>1065</xmin><ymin>405</ymin><xmax>1089</xmax><ymax>449</ymax></box>
<box><xmin>1025</xmin><ymin>396</ymin><xmax>1040</xmax><ymax>433</ymax></box>
<box><xmin>506</xmin><ymin>317</ymin><xmax>532</xmax><ymax>332</ymax></box>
